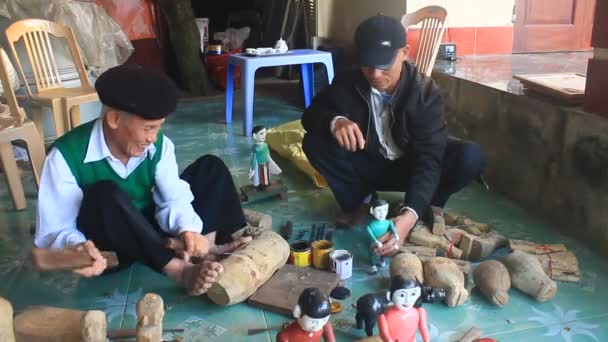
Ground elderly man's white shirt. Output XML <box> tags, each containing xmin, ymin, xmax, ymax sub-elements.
<box><xmin>35</xmin><ymin>119</ymin><xmax>202</xmax><ymax>248</ymax></box>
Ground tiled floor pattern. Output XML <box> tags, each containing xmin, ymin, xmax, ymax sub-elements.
<box><xmin>0</xmin><ymin>96</ymin><xmax>606</xmax><ymax>341</ymax></box>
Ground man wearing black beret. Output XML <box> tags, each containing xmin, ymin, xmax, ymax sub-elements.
<box><xmin>35</xmin><ymin>64</ymin><xmax>250</xmax><ymax>295</ymax></box>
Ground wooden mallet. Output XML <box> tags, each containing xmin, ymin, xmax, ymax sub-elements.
<box><xmin>31</xmin><ymin>248</ymin><xmax>119</xmax><ymax>271</ymax></box>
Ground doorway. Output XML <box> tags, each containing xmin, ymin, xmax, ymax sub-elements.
<box><xmin>513</xmin><ymin>0</ymin><xmax>596</xmax><ymax>53</ymax></box>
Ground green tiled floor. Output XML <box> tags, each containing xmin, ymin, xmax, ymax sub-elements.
<box><xmin>1</xmin><ymin>97</ymin><xmax>607</xmax><ymax>341</ymax></box>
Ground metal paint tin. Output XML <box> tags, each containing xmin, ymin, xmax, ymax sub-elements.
<box><xmin>206</xmin><ymin>44</ymin><xmax>223</xmax><ymax>55</ymax></box>
<box><xmin>329</xmin><ymin>249</ymin><xmax>353</xmax><ymax>280</ymax></box>
<box><xmin>311</xmin><ymin>240</ymin><xmax>334</xmax><ymax>269</ymax></box>
<box><xmin>289</xmin><ymin>240</ymin><xmax>311</xmax><ymax>267</ymax></box>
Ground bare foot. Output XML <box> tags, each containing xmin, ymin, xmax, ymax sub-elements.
<box><xmin>182</xmin><ymin>258</ymin><xmax>224</xmax><ymax>296</ymax></box>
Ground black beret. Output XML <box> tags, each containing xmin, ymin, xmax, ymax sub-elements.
<box><xmin>95</xmin><ymin>64</ymin><xmax>178</xmax><ymax>120</ymax></box>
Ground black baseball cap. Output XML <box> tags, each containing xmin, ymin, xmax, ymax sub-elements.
<box><xmin>354</xmin><ymin>15</ymin><xmax>406</xmax><ymax>70</ymax></box>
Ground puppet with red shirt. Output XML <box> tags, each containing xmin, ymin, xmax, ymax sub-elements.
<box><xmin>378</xmin><ymin>275</ymin><xmax>430</xmax><ymax>342</ymax></box>
<box><xmin>276</xmin><ymin>287</ymin><xmax>336</xmax><ymax>342</ymax></box>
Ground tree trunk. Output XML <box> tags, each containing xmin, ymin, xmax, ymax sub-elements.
<box><xmin>157</xmin><ymin>0</ymin><xmax>213</xmax><ymax>95</ymax></box>
<box><xmin>207</xmin><ymin>230</ymin><xmax>290</xmax><ymax>305</ymax></box>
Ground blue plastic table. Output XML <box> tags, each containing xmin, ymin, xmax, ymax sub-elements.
<box><xmin>225</xmin><ymin>49</ymin><xmax>335</xmax><ymax>136</ymax></box>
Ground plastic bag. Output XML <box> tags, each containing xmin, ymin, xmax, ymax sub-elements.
<box><xmin>50</xmin><ymin>1</ymin><xmax>133</xmax><ymax>75</ymax></box>
<box><xmin>214</xmin><ymin>27</ymin><xmax>251</xmax><ymax>51</ymax></box>
<box><xmin>95</xmin><ymin>0</ymin><xmax>156</xmax><ymax>41</ymax></box>
<box><xmin>1</xmin><ymin>0</ymin><xmax>133</xmax><ymax>76</ymax></box>
<box><xmin>0</xmin><ymin>48</ymin><xmax>21</xmax><ymax>95</ymax></box>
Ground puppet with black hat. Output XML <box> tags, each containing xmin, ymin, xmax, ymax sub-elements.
<box><xmin>277</xmin><ymin>287</ymin><xmax>336</xmax><ymax>342</ymax></box>
<box><xmin>35</xmin><ymin>64</ymin><xmax>253</xmax><ymax>296</ymax></box>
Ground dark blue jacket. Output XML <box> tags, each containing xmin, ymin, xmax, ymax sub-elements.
<box><xmin>301</xmin><ymin>62</ymin><xmax>448</xmax><ymax>215</ymax></box>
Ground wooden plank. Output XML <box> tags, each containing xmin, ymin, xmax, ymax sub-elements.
<box><xmin>536</xmin><ymin>251</ymin><xmax>581</xmax><ymax>282</ymax></box>
<box><xmin>240</xmin><ymin>180</ymin><xmax>288</xmax><ymax>203</ymax></box>
<box><xmin>508</xmin><ymin>239</ymin><xmax>567</xmax><ymax>254</ymax></box>
<box><xmin>514</xmin><ymin>73</ymin><xmax>586</xmax><ymax>102</ymax></box>
<box><xmin>248</xmin><ymin>264</ymin><xmax>340</xmax><ymax>316</ymax></box>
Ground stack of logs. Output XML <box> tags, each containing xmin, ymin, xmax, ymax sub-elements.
<box><xmin>395</xmin><ymin>208</ymin><xmax>580</xmax><ymax>307</ymax></box>
<box><xmin>0</xmin><ymin>293</ymin><xmax>180</xmax><ymax>342</ymax></box>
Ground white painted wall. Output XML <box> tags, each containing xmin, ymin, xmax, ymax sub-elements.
<box><xmin>317</xmin><ymin>0</ymin><xmax>407</xmax><ymax>45</ymax></box>
<box><xmin>317</xmin><ymin>0</ymin><xmax>515</xmax><ymax>43</ymax></box>
<box><xmin>407</xmin><ymin>0</ymin><xmax>516</xmax><ymax>28</ymax></box>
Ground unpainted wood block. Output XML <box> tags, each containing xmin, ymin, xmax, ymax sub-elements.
<box><xmin>473</xmin><ymin>260</ymin><xmax>511</xmax><ymax>307</ymax></box>
<box><xmin>81</xmin><ymin>310</ymin><xmax>107</xmax><ymax>342</ymax></box>
<box><xmin>423</xmin><ymin>257</ymin><xmax>468</xmax><ymax>307</ymax></box>
<box><xmin>431</xmin><ymin>206</ymin><xmax>446</xmax><ymax>236</ymax></box>
<box><xmin>501</xmin><ymin>250</ymin><xmax>557</xmax><ymax>302</ymax></box>
<box><xmin>14</xmin><ymin>307</ymin><xmax>85</xmax><ymax>342</ymax></box>
<box><xmin>0</xmin><ymin>297</ymin><xmax>15</xmax><ymax>342</ymax></box>
<box><xmin>136</xmin><ymin>293</ymin><xmax>164</xmax><ymax>342</ymax></box>
<box><xmin>409</xmin><ymin>227</ymin><xmax>463</xmax><ymax>259</ymax></box>
<box><xmin>390</xmin><ymin>252</ymin><xmax>424</xmax><ymax>284</ymax></box>
<box><xmin>399</xmin><ymin>245</ymin><xmax>437</xmax><ymax>257</ymax></box>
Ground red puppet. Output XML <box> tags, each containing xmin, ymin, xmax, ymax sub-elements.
<box><xmin>378</xmin><ymin>275</ymin><xmax>430</xmax><ymax>342</ymax></box>
<box><xmin>277</xmin><ymin>287</ymin><xmax>336</xmax><ymax>342</ymax></box>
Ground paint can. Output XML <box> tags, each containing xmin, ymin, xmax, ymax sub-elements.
<box><xmin>311</xmin><ymin>240</ymin><xmax>334</xmax><ymax>269</ymax></box>
<box><xmin>206</xmin><ymin>44</ymin><xmax>223</xmax><ymax>55</ymax></box>
<box><xmin>289</xmin><ymin>240</ymin><xmax>311</xmax><ymax>267</ymax></box>
<box><xmin>329</xmin><ymin>249</ymin><xmax>353</xmax><ymax>280</ymax></box>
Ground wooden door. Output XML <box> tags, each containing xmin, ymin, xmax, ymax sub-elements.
<box><xmin>513</xmin><ymin>0</ymin><xmax>596</xmax><ymax>52</ymax></box>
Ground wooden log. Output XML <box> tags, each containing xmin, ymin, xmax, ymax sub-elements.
<box><xmin>390</xmin><ymin>252</ymin><xmax>424</xmax><ymax>283</ymax></box>
<box><xmin>207</xmin><ymin>230</ymin><xmax>290</xmax><ymax>305</ymax></box>
<box><xmin>31</xmin><ymin>248</ymin><xmax>118</xmax><ymax>271</ymax></box>
<box><xmin>444</xmin><ymin>212</ymin><xmax>490</xmax><ymax>235</ymax></box>
<box><xmin>136</xmin><ymin>294</ymin><xmax>164</xmax><ymax>342</ymax></box>
<box><xmin>230</xmin><ymin>209</ymin><xmax>273</xmax><ymax>240</ymax></box>
<box><xmin>501</xmin><ymin>250</ymin><xmax>557</xmax><ymax>302</ymax></box>
<box><xmin>508</xmin><ymin>239</ymin><xmax>568</xmax><ymax>254</ymax></box>
<box><xmin>422</xmin><ymin>257</ymin><xmax>468</xmax><ymax>307</ymax></box>
<box><xmin>157</xmin><ymin>0</ymin><xmax>213</xmax><ymax>95</ymax></box>
<box><xmin>409</xmin><ymin>227</ymin><xmax>463</xmax><ymax>259</ymax></box>
<box><xmin>460</xmin><ymin>232</ymin><xmax>507</xmax><ymax>261</ymax></box>
<box><xmin>0</xmin><ymin>297</ymin><xmax>15</xmax><ymax>342</ymax></box>
<box><xmin>473</xmin><ymin>260</ymin><xmax>511</xmax><ymax>307</ymax></box>
<box><xmin>244</xmin><ymin>209</ymin><xmax>272</xmax><ymax>230</ymax></box>
<box><xmin>399</xmin><ymin>245</ymin><xmax>437</xmax><ymax>257</ymax></box>
<box><xmin>15</xmin><ymin>307</ymin><xmax>85</xmax><ymax>342</ymax></box>
<box><xmin>419</xmin><ymin>256</ymin><xmax>472</xmax><ymax>278</ymax></box>
<box><xmin>535</xmin><ymin>251</ymin><xmax>580</xmax><ymax>283</ymax></box>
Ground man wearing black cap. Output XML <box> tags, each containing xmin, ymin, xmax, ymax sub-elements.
<box><xmin>35</xmin><ymin>64</ymin><xmax>250</xmax><ymax>296</ymax></box>
<box><xmin>302</xmin><ymin>15</ymin><xmax>484</xmax><ymax>255</ymax></box>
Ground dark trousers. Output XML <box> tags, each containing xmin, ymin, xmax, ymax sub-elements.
<box><xmin>76</xmin><ymin>155</ymin><xmax>246</xmax><ymax>272</ymax></box>
<box><xmin>302</xmin><ymin>133</ymin><xmax>485</xmax><ymax>214</ymax></box>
